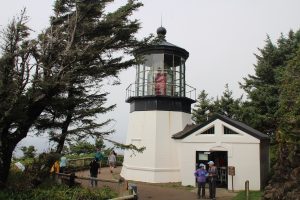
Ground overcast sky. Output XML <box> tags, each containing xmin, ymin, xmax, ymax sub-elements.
<box><xmin>1</xmin><ymin>0</ymin><xmax>300</xmax><ymax>155</ymax></box>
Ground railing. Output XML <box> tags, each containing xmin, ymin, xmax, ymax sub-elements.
<box><xmin>186</xmin><ymin>84</ymin><xmax>196</xmax><ymax>100</ymax></box>
<box><xmin>126</xmin><ymin>82</ymin><xmax>196</xmax><ymax>101</ymax></box>
<box><xmin>67</xmin><ymin>156</ymin><xmax>123</xmax><ymax>169</ymax></box>
<box><xmin>55</xmin><ymin>172</ymin><xmax>137</xmax><ymax>200</ymax></box>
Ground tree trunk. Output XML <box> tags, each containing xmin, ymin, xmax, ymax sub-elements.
<box><xmin>55</xmin><ymin>111</ymin><xmax>73</xmax><ymax>154</ymax></box>
<box><xmin>0</xmin><ymin>93</ymin><xmax>53</xmax><ymax>187</ymax></box>
<box><xmin>0</xmin><ymin>139</ymin><xmax>16</xmax><ymax>188</ymax></box>
<box><xmin>55</xmin><ymin>132</ymin><xmax>68</xmax><ymax>154</ymax></box>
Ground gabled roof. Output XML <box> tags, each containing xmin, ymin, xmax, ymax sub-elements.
<box><xmin>173</xmin><ymin>123</ymin><xmax>198</xmax><ymax>138</ymax></box>
<box><xmin>172</xmin><ymin>114</ymin><xmax>270</xmax><ymax>141</ymax></box>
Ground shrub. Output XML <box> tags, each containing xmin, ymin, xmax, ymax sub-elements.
<box><xmin>0</xmin><ymin>184</ymin><xmax>117</xmax><ymax>200</ymax></box>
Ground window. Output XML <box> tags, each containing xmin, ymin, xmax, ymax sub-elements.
<box><xmin>200</xmin><ymin>126</ymin><xmax>214</xmax><ymax>134</ymax></box>
<box><xmin>224</xmin><ymin>126</ymin><xmax>239</xmax><ymax>134</ymax></box>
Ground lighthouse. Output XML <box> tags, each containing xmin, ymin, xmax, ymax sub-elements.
<box><xmin>121</xmin><ymin>27</ymin><xmax>196</xmax><ymax>183</ymax></box>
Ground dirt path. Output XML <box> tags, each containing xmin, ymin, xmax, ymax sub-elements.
<box><xmin>76</xmin><ymin>167</ymin><xmax>237</xmax><ymax>200</ymax></box>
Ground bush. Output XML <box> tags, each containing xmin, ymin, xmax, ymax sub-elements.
<box><xmin>10</xmin><ymin>152</ymin><xmax>62</xmax><ymax>189</ymax></box>
<box><xmin>0</xmin><ymin>184</ymin><xmax>117</xmax><ymax>200</ymax></box>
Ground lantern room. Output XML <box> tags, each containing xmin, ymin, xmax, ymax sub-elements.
<box><xmin>126</xmin><ymin>27</ymin><xmax>195</xmax><ymax>102</ymax></box>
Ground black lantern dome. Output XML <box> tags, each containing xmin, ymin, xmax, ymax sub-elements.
<box><xmin>157</xmin><ymin>26</ymin><xmax>167</xmax><ymax>36</ymax></box>
<box><xmin>126</xmin><ymin>27</ymin><xmax>195</xmax><ymax>113</ymax></box>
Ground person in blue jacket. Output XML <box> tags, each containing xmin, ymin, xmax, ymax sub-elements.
<box><xmin>194</xmin><ymin>163</ymin><xmax>208</xmax><ymax>199</ymax></box>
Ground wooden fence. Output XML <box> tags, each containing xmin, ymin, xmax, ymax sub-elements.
<box><xmin>55</xmin><ymin>169</ymin><xmax>137</xmax><ymax>200</ymax></box>
<box><xmin>67</xmin><ymin>156</ymin><xmax>123</xmax><ymax>169</ymax></box>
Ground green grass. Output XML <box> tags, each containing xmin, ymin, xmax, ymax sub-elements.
<box><xmin>232</xmin><ymin>191</ymin><xmax>262</xmax><ymax>200</ymax></box>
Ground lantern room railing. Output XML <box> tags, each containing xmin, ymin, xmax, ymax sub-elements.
<box><xmin>126</xmin><ymin>82</ymin><xmax>196</xmax><ymax>101</ymax></box>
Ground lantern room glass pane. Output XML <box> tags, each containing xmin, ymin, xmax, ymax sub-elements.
<box><xmin>164</xmin><ymin>54</ymin><xmax>173</xmax><ymax>96</ymax></box>
<box><xmin>135</xmin><ymin>53</ymin><xmax>185</xmax><ymax>97</ymax></box>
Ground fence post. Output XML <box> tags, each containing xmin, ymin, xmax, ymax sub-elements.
<box><xmin>118</xmin><ymin>177</ymin><xmax>125</xmax><ymax>196</ymax></box>
<box><xmin>245</xmin><ymin>180</ymin><xmax>249</xmax><ymax>200</ymax></box>
<box><xmin>128</xmin><ymin>183</ymin><xmax>138</xmax><ymax>199</ymax></box>
<box><xmin>69</xmin><ymin>172</ymin><xmax>76</xmax><ymax>188</ymax></box>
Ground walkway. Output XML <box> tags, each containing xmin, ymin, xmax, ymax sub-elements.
<box><xmin>76</xmin><ymin>167</ymin><xmax>237</xmax><ymax>200</ymax></box>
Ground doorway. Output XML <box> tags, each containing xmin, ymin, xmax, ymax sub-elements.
<box><xmin>196</xmin><ymin>151</ymin><xmax>228</xmax><ymax>188</ymax></box>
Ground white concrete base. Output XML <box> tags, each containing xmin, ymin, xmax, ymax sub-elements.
<box><xmin>121</xmin><ymin>110</ymin><xmax>191</xmax><ymax>183</ymax></box>
<box><xmin>121</xmin><ymin>164</ymin><xmax>181</xmax><ymax>183</ymax></box>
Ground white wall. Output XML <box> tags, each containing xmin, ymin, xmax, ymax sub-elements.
<box><xmin>121</xmin><ymin>110</ymin><xmax>191</xmax><ymax>183</ymax></box>
<box><xmin>179</xmin><ymin>119</ymin><xmax>261</xmax><ymax>190</ymax></box>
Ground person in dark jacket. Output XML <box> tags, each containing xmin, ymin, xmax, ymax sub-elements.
<box><xmin>194</xmin><ymin>163</ymin><xmax>208</xmax><ymax>199</ymax></box>
<box><xmin>89</xmin><ymin>158</ymin><xmax>100</xmax><ymax>187</ymax></box>
<box><xmin>208</xmin><ymin>161</ymin><xmax>218</xmax><ymax>200</ymax></box>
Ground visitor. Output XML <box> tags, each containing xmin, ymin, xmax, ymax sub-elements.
<box><xmin>50</xmin><ymin>160</ymin><xmax>60</xmax><ymax>174</ymax></box>
<box><xmin>50</xmin><ymin>160</ymin><xmax>60</xmax><ymax>180</ymax></box>
<box><xmin>89</xmin><ymin>158</ymin><xmax>100</xmax><ymax>187</ymax></box>
<box><xmin>95</xmin><ymin>148</ymin><xmax>104</xmax><ymax>173</ymax></box>
<box><xmin>194</xmin><ymin>163</ymin><xmax>208</xmax><ymax>199</ymax></box>
<box><xmin>208</xmin><ymin>160</ymin><xmax>217</xmax><ymax>200</ymax></box>
<box><xmin>108</xmin><ymin>150</ymin><xmax>116</xmax><ymax>173</ymax></box>
<box><xmin>59</xmin><ymin>154</ymin><xmax>67</xmax><ymax>173</ymax></box>
<box><xmin>113</xmin><ymin>150</ymin><xmax>117</xmax><ymax>167</ymax></box>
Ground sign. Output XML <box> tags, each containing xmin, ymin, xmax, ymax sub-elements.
<box><xmin>228</xmin><ymin>166</ymin><xmax>235</xmax><ymax>192</ymax></box>
<box><xmin>198</xmin><ymin>154</ymin><xmax>208</xmax><ymax>160</ymax></box>
<box><xmin>228</xmin><ymin>166</ymin><xmax>235</xmax><ymax>176</ymax></box>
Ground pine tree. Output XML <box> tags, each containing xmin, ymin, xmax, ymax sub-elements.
<box><xmin>192</xmin><ymin>86</ymin><xmax>242</xmax><ymax>124</ymax></box>
<box><xmin>0</xmin><ymin>10</ymin><xmax>36</xmax><ymax>187</ymax></box>
<box><xmin>192</xmin><ymin>90</ymin><xmax>214</xmax><ymax>124</ymax></box>
<box><xmin>36</xmin><ymin>83</ymin><xmax>115</xmax><ymax>153</ymax></box>
<box><xmin>214</xmin><ymin>84</ymin><xmax>242</xmax><ymax>119</ymax></box>
<box><xmin>240</xmin><ymin>31</ymin><xmax>300</xmax><ymax>137</ymax></box>
<box><xmin>0</xmin><ymin>0</ymin><xmax>145</xmax><ymax>186</ymax></box>
<box><xmin>20</xmin><ymin>145</ymin><xmax>37</xmax><ymax>159</ymax></box>
<box><xmin>264</xmin><ymin>34</ymin><xmax>300</xmax><ymax>200</ymax></box>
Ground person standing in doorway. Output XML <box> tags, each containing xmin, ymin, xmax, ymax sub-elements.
<box><xmin>194</xmin><ymin>163</ymin><xmax>208</xmax><ymax>199</ymax></box>
<box><xmin>89</xmin><ymin>158</ymin><xmax>100</xmax><ymax>187</ymax></box>
<box><xmin>208</xmin><ymin>160</ymin><xmax>217</xmax><ymax>200</ymax></box>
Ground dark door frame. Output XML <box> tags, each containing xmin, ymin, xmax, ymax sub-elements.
<box><xmin>195</xmin><ymin>151</ymin><xmax>228</xmax><ymax>188</ymax></box>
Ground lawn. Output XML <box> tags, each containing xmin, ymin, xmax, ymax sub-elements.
<box><xmin>232</xmin><ymin>191</ymin><xmax>262</xmax><ymax>200</ymax></box>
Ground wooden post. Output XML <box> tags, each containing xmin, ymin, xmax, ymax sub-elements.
<box><xmin>228</xmin><ymin>166</ymin><xmax>235</xmax><ymax>192</ymax></box>
<box><xmin>231</xmin><ymin>175</ymin><xmax>234</xmax><ymax>192</ymax></box>
<box><xmin>69</xmin><ymin>172</ymin><xmax>76</xmax><ymax>188</ymax></box>
<box><xmin>245</xmin><ymin>180</ymin><xmax>249</xmax><ymax>200</ymax></box>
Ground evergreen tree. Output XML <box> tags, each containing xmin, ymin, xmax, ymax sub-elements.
<box><xmin>0</xmin><ymin>10</ymin><xmax>36</xmax><ymax>187</ymax></box>
<box><xmin>20</xmin><ymin>145</ymin><xmax>37</xmax><ymax>159</ymax></box>
<box><xmin>69</xmin><ymin>141</ymin><xmax>96</xmax><ymax>155</ymax></box>
<box><xmin>192</xmin><ymin>90</ymin><xmax>214</xmax><ymax>124</ymax></box>
<box><xmin>95</xmin><ymin>138</ymin><xmax>106</xmax><ymax>150</ymax></box>
<box><xmin>36</xmin><ymin>83</ymin><xmax>115</xmax><ymax>153</ymax></box>
<box><xmin>214</xmin><ymin>84</ymin><xmax>242</xmax><ymax>119</ymax></box>
<box><xmin>0</xmin><ymin>0</ymin><xmax>145</xmax><ymax>186</ymax></box>
<box><xmin>240</xmin><ymin>31</ymin><xmax>300</xmax><ymax>136</ymax></box>
<box><xmin>264</xmin><ymin>36</ymin><xmax>300</xmax><ymax>200</ymax></box>
<box><xmin>192</xmin><ymin>86</ymin><xmax>242</xmax><ymax>124</ymax></box>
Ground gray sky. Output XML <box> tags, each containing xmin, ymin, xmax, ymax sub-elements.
<box><xmin>1</xmin><ymin>0</ymin><xmax>300</xmax><ymax>155</ymax></box>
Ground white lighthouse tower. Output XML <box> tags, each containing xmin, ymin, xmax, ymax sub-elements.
<box><xmin>121</xmin><ymin>27</ymin><xmax>195</xmax><ymax>183</ymax></box>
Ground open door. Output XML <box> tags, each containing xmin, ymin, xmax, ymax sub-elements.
<box><xmin>196</xmin><ymin>151</ymin><xmax>228</xmax><ymax>188</ymax></box>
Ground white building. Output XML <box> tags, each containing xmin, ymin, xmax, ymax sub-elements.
<box><xmin>172</xmin><ymin>114</ymin><xmax>270</xmax><ymax>190</ymax></box>
<box><xmin>121</xmin><ymin>27</ymin><xmax>269</xmax><ymax>191</ymax></box>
